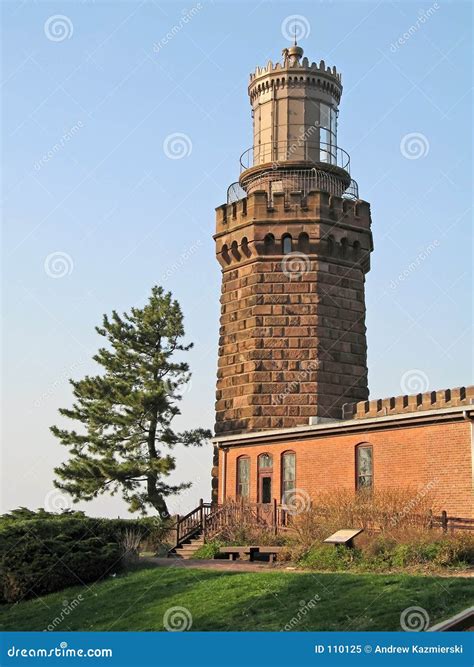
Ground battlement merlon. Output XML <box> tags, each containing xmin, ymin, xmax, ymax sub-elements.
<box><xmin>342</xmin><ymin>386</ymin><xmax>474</xmax><ymax>420</ymax></box>
<box><xmin>249</xmin><ymin>56</ymin><xmax>342</xmax><ymax>84</ymax></box>
<box><xmin>215</xmin><ymin>191</ymin><xmax>372</xmax><ymax>235</ymax></box>
<box><xmin>249</xmin><ymin>48</ymin><xmax>343</xmax><ymax>104</ymax></box>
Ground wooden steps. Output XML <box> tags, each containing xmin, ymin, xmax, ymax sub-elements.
<box><xmin>168</xmin><ymin>533</ymin><xmax>205</xmax><ymax>559</ymax></box>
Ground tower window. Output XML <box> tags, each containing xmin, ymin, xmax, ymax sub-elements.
<box><xmin>237</xmin><ymin>456</ymin><xmax>250</xmax><ymax>498</ymax></box>
<box><xmin>356</xmin><ymin>444</ymin><xmax>373</xmax><ymax>491</ymax></box>
<box><xmin>298</xmin><ymin>232</ymin><xmax>310</xmax><ymax>253</ymax></box>
<box><xmin>340</xmin><ymin>237</ymin><xmax>348</xmax><ymax>258</ymax></box>
<box><xmin>264</xmin><ymin>233</ymin><xmax>276</xmax><ymax>254</ymax></box>
<box><xmin>327</xmin><ymin>235</ymin><xmax>335</xmax><ymax>256</ymax></box>
<box><xmin>282</xmin><ymin>234</ymin><xmax>292</xmax><ymax>254</ymax></box>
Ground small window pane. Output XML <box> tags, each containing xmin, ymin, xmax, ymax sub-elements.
<box><xmin>330</xmin><ymin>107</ymin><xmax>337</xmax><ymax>137</ymax></box>
<box><xmin>282</xmin><ymin>236</ymin><xmax>292</xmax><ymax>254</ymax></box>
<box><xmin>237</xmin><ymin>458</ymin><xmax>250</xmax><ymax>498</ymax></box>
<box><xmin>356</xmin><ymin>446</ymin><xmax>373</xmax><ymax>490</ymax></box>
<box><xmin>259</xmin><ymin>453</ymin><xmax>273</xmax><ymax>469</ymax></box>
<box><xmin>282</xmin><ymin>452</ymin><xmax>296</xmax><ymax>502</ymax></box>
<box><xmin>320</xmin><ymin>103</ymin><xmax>330</xmax><ymax>130</ymax></box>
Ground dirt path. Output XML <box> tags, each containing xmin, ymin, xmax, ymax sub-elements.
<box><xmin>140</xmin><ymin>557</ymin><xmax>474</xmax><ymax>577</ymax></box>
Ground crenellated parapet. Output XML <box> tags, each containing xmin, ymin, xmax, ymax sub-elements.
<box><xmin>250</xmin><ymin>57</ymin><xmax>342</xmax><ymax>83</ymax></box>
<box><xmin>216</xmin><ymin>191</ymin><xmax>371</xmax><ymax>232</ymax></box>
<box><xmin>249</xmin><ymin>58</ymin><xmax>342</xmax><ymax>104</ymax></box>
<box><xmin>342</xmin><ymin>386</ymin><xmax>474</xmax><ymax>420</ymax></box>
<box><xmin>214</xmin><ymin>191</ymin><xmax>373</xmax><ymax>272</ymax></box>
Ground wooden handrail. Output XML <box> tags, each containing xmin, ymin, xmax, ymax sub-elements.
<box><xmin>172</xmin><ymin>501</ymin><xmax>474</xmax><ymax>552</ymax></box>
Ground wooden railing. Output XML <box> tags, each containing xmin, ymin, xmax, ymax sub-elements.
<box><xmin>174</xmin><ymin>499</ymin><xmax>212</xmax><ymax>548</ymax></box>
<box><xmin>430</xmin><ymin>511</ymin><xmax>474</xmax><ymax>532</ymax></box>
<box><xmin>172</xmin><ymin>501</ymin><xmax>474</xmax><ymax>550</ymax></box>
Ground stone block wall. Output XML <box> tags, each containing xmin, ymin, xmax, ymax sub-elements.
<box><xmin>214</xmin><ymin>191</ymin><xmax>373</xmax><ymax>435</ymax></box>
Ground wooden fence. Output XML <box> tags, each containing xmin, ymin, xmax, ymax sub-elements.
<box><xmin>172</xmin><ymin>500</ymin><xmax>474</xmax><ymax>549</ymax></box>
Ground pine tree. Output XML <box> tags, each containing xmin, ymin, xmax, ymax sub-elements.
<box><xmin>51</xmin><ymin>286</ymin><xmax>211</xmax><ymax>516</ymax></box>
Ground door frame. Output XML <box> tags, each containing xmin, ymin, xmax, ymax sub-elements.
<box><xmin>258</xmin><ymin>472</ymin><xmax>273</xmax><ymax>504</ymax></box>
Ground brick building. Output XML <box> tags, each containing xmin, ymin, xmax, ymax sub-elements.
<box><xmin>211</xmin><ymin>43</ymin><xmax>474</xmax><ymax>518</ymax></box>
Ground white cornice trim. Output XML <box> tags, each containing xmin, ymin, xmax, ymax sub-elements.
<box><xmin>213</xmin><ymin>404</ymin><xmax>474</xmax><ymax>447</ymax></box>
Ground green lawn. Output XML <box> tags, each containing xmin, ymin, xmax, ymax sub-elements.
<box><xmin>1</xmin><ymin>565</ymin><xmax>472</xmax><ymax>632</ymax></box>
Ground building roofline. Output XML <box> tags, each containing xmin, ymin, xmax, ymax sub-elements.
<box><xmin>213</xmin><ymin>404</ymin><xmax>474</xmax><ymax>447</ymax></box>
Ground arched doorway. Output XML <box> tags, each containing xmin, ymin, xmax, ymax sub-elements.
<box><xmin>258</xmin><ymin>453</ymin><xmax>273</xmax><ymax>504</ymax></box>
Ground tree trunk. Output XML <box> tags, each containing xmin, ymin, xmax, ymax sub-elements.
<box><xmin>147</xmin><ymin>408</ymin><xmax>169</xmax><ymax>518</ymax></box>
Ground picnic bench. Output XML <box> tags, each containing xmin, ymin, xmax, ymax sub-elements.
<box><xmin>218</xmin><ymin>546</ymin><xmax>284</xmax><ymax>563</ymax></box>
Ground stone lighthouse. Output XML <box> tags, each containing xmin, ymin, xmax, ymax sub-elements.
<box><xmin>214</xmin><ymin>42</ymin><xmax>373</xmax><ymax>435</ymax></box>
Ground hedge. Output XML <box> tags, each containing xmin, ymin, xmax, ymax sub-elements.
<box><xmin>0</xmin><ymin>508</ymin><xmax>169</xmax><ymax>603</ymax></box>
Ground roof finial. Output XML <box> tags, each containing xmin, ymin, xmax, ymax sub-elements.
<box><xmin>293</xmin><ymin>20</ymin><xmax>297</xmax><ymax>46</ymax></box>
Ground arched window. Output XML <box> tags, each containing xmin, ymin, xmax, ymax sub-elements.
<box><xmin>241</xmin><ymin>237</ymin><xmax>251</xmax><ymax>258</ymax></box>
<box><xmin>281</xmin><ymin>451</ymin><xmax>296</xmax><ymax>503</ymax></box>
<box><xmin>264</xmin><ymin>233</ymin><xmax>276</xmax><ymax>255</ymax></box>
<box><xmin>221</xmin><ymin>244</ymin><xmax>231</xmax><ymax>265</ymax></box>
<box><xmin>231</xmin><ymin>240</ymin><xmax>240</xmax><ymax>261</ymax></box>
<box><xmin>258</xmin><ymin>453</ymin><xmax>273</xmax><ymax>469</ymax></box>
<box><xmin>356</xmin><ymin>444</ymin><xmax>373</xmax><ymax>491</ymax></box>
<box><xmin>327</xmin><ymin>235</ymin><xmax>335</xmax><ymax>256</ymax></box>
<box><xmin>282</xmin><ymin>234</ymin><xmax>292</xmax><ymax>255</ymax></box>
<box><xmin>353</xmin><ymin>240</ymin><xmax>361</xmax><ymax>260</ymax></box>
<box><xmin>298</xmin><ymin>232</ymin><xmax>310</xmax><ymax>253</ymax></box>
<box><xmin>236</xmin><ymin>456</ymin><xmax>250</xmax><ymax>498</ymax></box>
<box><xmin>340</xmin><ymin>237</ymin><xmax>348</xmax><ymax>258</ymax></box>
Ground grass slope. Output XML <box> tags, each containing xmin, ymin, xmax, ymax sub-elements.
<box><xmin>1</xmin><ymin>565</ymin><xmax>472</xmax><ymax>632</ymax></box>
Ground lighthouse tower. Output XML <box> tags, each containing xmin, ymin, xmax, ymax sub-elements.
<box><xmin>214</xmin><ymin>43</ymin><xmax>373</xmax><ymax>435</ymax></box>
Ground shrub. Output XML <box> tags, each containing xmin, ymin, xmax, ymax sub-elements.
<box><xmin>296</xmin><ymin>533</ymin><xmax>474</xmax><ymax>573</ymax></box>
<box><xmin>390</xmin><ymin>534</ymin><xmax>474</xmax><ymax>570</ymax></box>
<box><xmin>299</xmin><ymin>545</ymin><xmax>361</xmax><ymax>571</ymax></box>
<box><xmin>211</xmin><ymin>501</ymin><xmax>286</xmax><ymax>546</ymax></box>
<box><xmin>192</xmin><ymin>540</ymin><xmax>224</xmax><ymax>559</ymax></box>
<box><xmin>288</xmin><ymin>486</ymin><xmax>439</xmax><ymax>551</ymax></box>
<box><xmin>0</xmin><ymin>508</ymin><xmax>171</xmax><ymax>603</ymax></box>
<box><xmin>0</xmin><ymin>532</ymin><xmax>120</xmax><ymax>603</ymax></box>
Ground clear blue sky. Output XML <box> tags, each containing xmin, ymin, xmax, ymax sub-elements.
<box><xmin>2</xmin><ymin>0</ymin><xmax>472</xmax><ymax>517</ymax></box>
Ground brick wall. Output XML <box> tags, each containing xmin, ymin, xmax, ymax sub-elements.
<box><xmin>218</xmin><ymin>419</ymin><xmax>473</xmax><ymax>517</ymax></box>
